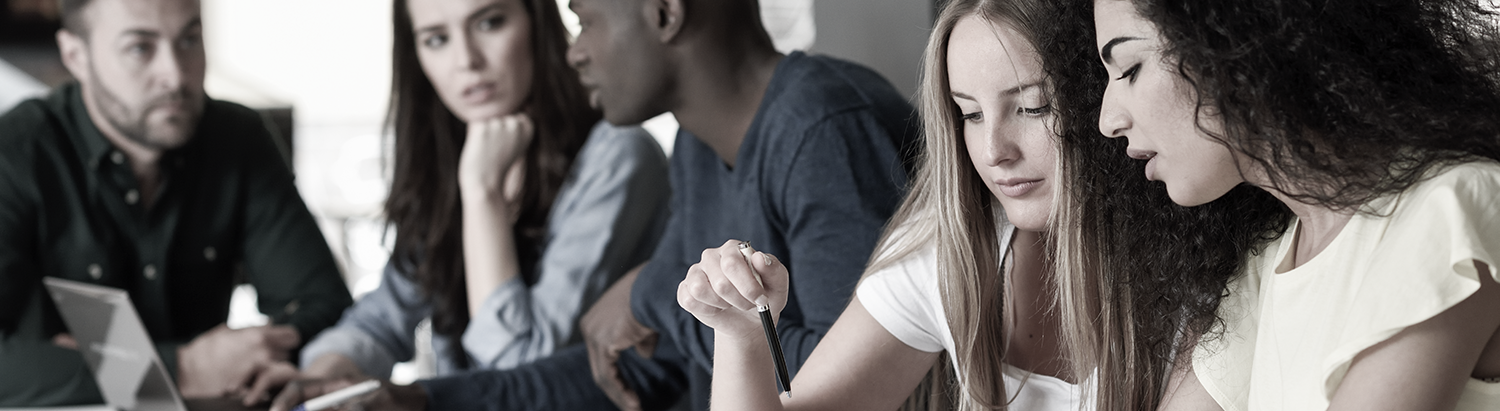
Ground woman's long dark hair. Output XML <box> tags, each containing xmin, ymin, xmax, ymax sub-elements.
<box><xmin>384</xmin><ymin>0</ymin><xmax>599</xmax><ymax>368</ymax></box>
<box><xmin>1045</xmin><ymin>1</ymin><xmax>1292</xmax><ymax>410</ymax></box>
<box><xmin>1138</xmin><ymin>0</ymin><xmax>1500</xmax><ymax>210</ymax></box>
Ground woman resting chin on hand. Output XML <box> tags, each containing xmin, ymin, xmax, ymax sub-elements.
<box><xmin>254</xmin><ymin>0</ymin><xmax>671</xmax><ymax>409</ymax></box>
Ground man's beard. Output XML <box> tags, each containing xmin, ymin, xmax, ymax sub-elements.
<box><xmin>88</xmin><ymin>64</ymin><xmax>204</xmax><ymax>151</ymax></box>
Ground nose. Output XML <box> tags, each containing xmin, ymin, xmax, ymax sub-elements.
<box><xmin>153</xmin><ymin>40</ymin><xmax>185</xmax><ymax>91</ymax></box>
<box><xmin>1098</xmin><ymin>83</ymin><xmax>1132</xmax><ymax>138</ymax></box>
<box><xmin>978</xmin><ymin>120</ymin><xmax>1021</xmax><ymax>167</ymax></box>
<box><xmin>459</xmin><ymin>31</ymin><xmax>485</xmax><ymax>71</ymax></box>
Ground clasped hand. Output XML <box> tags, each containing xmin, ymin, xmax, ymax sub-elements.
<box><xmin>176</xmin><ymin>324</ymin><xmax>300</xmax><ymax>399</ymax></box>
<box><xmin>457</xmin><ymin>115</ymin><xmax>533</xmax><ymax>208</ymax></box>
<box><xmin>677</xmin><ymin>240</ymin><xmax>790</xmax><ymax>343</ymax></box>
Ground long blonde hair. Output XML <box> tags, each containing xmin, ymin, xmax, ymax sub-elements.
<box><xmin>862</xmin><ymin>0</ymin><xmax>1054</xmax><ymax>409</ymax></box>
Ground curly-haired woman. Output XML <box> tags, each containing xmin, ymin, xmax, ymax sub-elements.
<box><xmin>1086</xmin><ymin>0</ymin><xmax>1500</xmax><ymax>409</ymax></box>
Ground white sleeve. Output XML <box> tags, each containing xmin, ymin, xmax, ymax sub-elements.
<box><xmin>855</xmin><ymin>247</ymin><xmax>947</xmax><ymax>353</ymax></box>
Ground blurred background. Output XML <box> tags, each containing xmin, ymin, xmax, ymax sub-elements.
<box><xmin>1</xmin><ymin>0</ymin><xmax>938</xmax><ymax>382</ymax></box>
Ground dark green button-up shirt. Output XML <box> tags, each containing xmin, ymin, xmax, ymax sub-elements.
<box><xmin>0</xmin><ymin>83</ymin><xmax>353</xmax><ymax>406</ymax></box>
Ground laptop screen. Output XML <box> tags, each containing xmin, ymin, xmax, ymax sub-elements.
<box><xmin>44</xmin><ymin>277</ymin><xmax>186</xmax><ymax>411</ymax></box>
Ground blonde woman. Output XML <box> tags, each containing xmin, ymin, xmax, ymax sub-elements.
<box><xmin>675</xmin><ymin>0</ymin><xmax>1094</xmax><ymax>409</ymax></box>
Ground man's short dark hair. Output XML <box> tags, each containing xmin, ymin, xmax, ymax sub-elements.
<box><xmin>59</xmin><ymin>0</ymin><xmax>94</xmax><ymax>36</ymax></box>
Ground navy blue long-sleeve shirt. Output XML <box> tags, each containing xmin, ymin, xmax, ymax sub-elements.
<box><xmin>419</xmin><ymin>51</ymin><xmax>918</xmax><ymax>410</ymax></box>
<box><xmin>630</xmin><ymin>51</ymin><xmax>919</xmax><ymax>409</ymax></box>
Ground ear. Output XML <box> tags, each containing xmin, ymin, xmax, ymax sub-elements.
<box><xmin>648</xmin><ymin>0</ymin><xmax>685</xmax><ymax>43</ymax></box>
<box><xmin>56</xmin><ymin>29</ymin><xmax>92</xmax><ymax>83</ymax></box>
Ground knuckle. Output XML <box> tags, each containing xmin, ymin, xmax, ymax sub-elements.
<box><xmin>700</xmin><ymin>279</ymin><xmax>721</xmax><ymax>296</ymax></box>
<box><xmin>711</xmin><ymin>279</ymin><xmax>738</xmax><ymax>296</ymax></box>
<box><xmin>689</xmin><ymin>280</ymin><xmax>713</xmax><ymax>300</ymax></box>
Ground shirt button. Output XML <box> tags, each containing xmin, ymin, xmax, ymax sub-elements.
<box><xmin>125</xmin><ymin>190</ymin><xmax>140</xmax><ymax>205</ymax></box>
<box><xmin>204</xmin><ymin>247</ymin><xmax>217</xmax><ymax>262</ymax></box>
<box><xmin>110</xmin><ymin>151</ymin><xmax>125</xmax><ymax>165</ymax></box>
<box><xmin>143</xmin><ymin>264</ymin><xmax>157</xmax><ymax>280</ymax></box>
<box><xmin>88</xmin><ymin>264</ymin><xmax>102</xmax><ymax>280</ymax></box>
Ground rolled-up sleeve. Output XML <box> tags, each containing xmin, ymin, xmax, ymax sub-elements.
<box><xmin>462</xmin><ymin>122</ymin><xmax>670</xmax><ymax>369</ymax></box>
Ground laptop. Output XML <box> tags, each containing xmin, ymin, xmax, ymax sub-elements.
<box><xmin>44</xmin><ymin>277</ymin><xmax>265</xmax><ymax>411</ymax></box>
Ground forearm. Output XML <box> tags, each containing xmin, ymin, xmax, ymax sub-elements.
<box><xmin>460</xmin><ymin>190</ymin><xmax>522</xmax><ymax>318</ymax></box>
<box><xmin>712</xmin><ymin>332</ymin><xmax>786</xmax><ymax>411</ymax></box>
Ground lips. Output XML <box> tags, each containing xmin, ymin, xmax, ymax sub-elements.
<box><xmin>150</xmin><ymin>103</ymin><xmax>188</xmax><ymax>115</ymax></box>
<box><xmin>462</xmin><ymin>82</ymin><xmax>497</xmax><ymax>105</ymax></box>
<box><xmin>1125</xmin><ymin>147</ymin><xmax>1157</xmax><ymax>160</ymax></box>
<box><xmin>1124</xmin><ymin>147</ymin><xmax>1160</xmax><ymax>181</ymax></box>
<box><xmin>994</xmin><ymin>178</ymin><xmax>1043</xmax><ymax>198</ymax></box>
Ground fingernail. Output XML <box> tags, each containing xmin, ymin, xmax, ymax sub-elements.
<box><xmin>762</xmin><ymin>253</ymin><xmax>772</xmax><ymax>266</ymax></box>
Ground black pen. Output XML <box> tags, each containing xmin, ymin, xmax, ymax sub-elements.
<box><xmin>739</xmin><ymin>242</ymin><xmax>791</xmax><ymax>397</ymax></box>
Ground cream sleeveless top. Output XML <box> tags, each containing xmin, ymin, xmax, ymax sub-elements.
<box><xmin>1194</xmin><ymin>161</ymin><xmax>1500</xmax><ymax>410</ymax></box>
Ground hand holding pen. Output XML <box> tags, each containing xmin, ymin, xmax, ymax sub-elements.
<box><xmin>678</xmin><ymin>240</ymin><xmax>793</xmax><ymax>395</ymax></box>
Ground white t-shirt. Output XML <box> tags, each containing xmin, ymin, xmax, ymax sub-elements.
<box><xmin>1195</xmin><ymin>161</ymin><xmax>1500</xmax><ymax>410</ymax></box>
<box><xmin>856</xmin><ymin>222</ymin><xmax>1093</xmax><ymax>411</ymax></box>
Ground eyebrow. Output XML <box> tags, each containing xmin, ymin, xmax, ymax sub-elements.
<box><xmin>1100</xmin><ymin>36</ymin><xmax>1143</xmax><ymax>64</ymax></box>
<box><xmin>179</xmin><ymin>18</ymin><xmax>202</xmax><ymax>35</ymax></box>
<box><xmin>1002</xmin><ymin>81</ymin><xmax>1044</xmax><ymax>96</ymax></box>
<box><xmin>119</xmin><ymin>29</ymin><xmax>160</xmax><ymax>39</ymax></box>
<box><xmin>949</xmin><ymin>81</ymin><xmax>1046</xmax><ymax>101</ymax></box>
<box><xmin>415</xmin><ymin>2</ymin><xmax>505</xmax><ymax>34</ymax></box>
<box><xmin>116</xmin><ymin>18</ymin><xmax>202</xmax><ymax>40</ymax></box>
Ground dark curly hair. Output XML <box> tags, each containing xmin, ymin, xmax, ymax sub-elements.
<box><xmin>1044</xmin><ymin>1</ymin><xmax>1292</xmax><ymax>410</ymax></box>
<box><xmin>1138</xmin><ymin>0</ymin><xmax>1500</xmax><ymax>210</ymax></box>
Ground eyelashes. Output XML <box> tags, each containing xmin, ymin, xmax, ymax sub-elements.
<box><xmin>1116</xmin><ymin>63</ymin><xmax>1142</xmax><ymax>82</ymax></box>
<box><xmin>957</xmin><ymin>104</ymin><xmax>1052</xmax><ymax>123</ymax></box>
<box><xmin>1020</xmin><ymin>104</ymin><xmax>1052</xmax><ymax>116</ymax></box>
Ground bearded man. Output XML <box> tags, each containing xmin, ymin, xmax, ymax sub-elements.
<box><xmin>0</xmin><ymin>0</ymin><xmax>351</xmax><ymax>406</ymax></box>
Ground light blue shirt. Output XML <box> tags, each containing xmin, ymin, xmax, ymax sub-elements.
<box><xmin>301</xmin><ymin>121</ymin><xmax>670</xmax><ymax>376</ymax></box>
